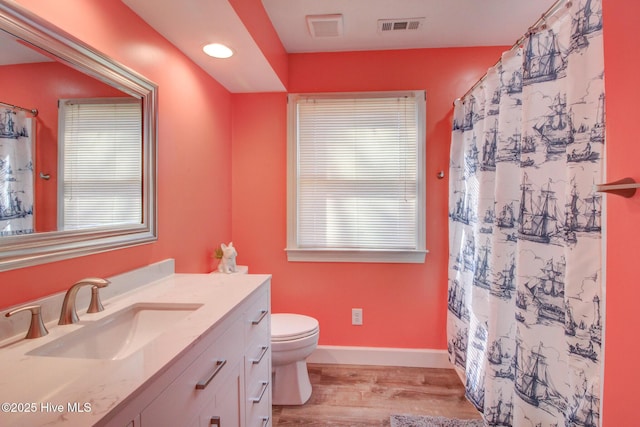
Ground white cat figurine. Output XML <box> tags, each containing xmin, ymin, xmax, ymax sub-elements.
<box><xmin>217</xmin><ymin>242</ymin><xmax>237</xmax><ymax>273</ymax></box>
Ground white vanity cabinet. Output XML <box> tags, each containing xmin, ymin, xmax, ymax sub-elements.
<box><xmin>105</xmin><ymin>278</ymin><xmax>271</xmax><ymax>427</ymax></box>
<box><xmin>0</xmin><ymin>266</ymin><xmax>273</xmax><ymax>427</ymax></box>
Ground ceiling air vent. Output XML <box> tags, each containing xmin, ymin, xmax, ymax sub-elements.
<box><xmin>306</xmin><ymin>14</ymin><xmax>344</xmax><ymax>38</ymax></box>
<box><xmin>378</xmin><ymin>18</ymin><xmax>425</xmax><ymax>33</ymax></box>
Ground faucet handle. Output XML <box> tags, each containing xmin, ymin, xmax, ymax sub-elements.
<box><xmin>83</xmin><ymin>278</ymin><xmax>109</xmax><ymax>314</ymax></box>
<box><xmin>5</xmin><ymin>305</ymin><xmax>48</xmax><ymax>339</ymax></box>
<box><xmin>87</xmin><ymin>285</ymin><xmax>105</xmax><ymax>313</ymax></box>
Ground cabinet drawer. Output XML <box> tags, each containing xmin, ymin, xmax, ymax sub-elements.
<box><xmin>141</xmin><ymin>318</ymin><xmax>244</xmax><ymax>426</ymax></box>
<box><xmin>246</xmin><ymin>372</ymin><xmax>271</xmax><ymax>427</ymax></box>
<box><xmin>245</xmin><ymin>340</ymin><xmax>270</xmax><ymax>379</ymax></box>
<box><xmin>247</xmin><ymin>406</ymin><xmax>271</xmax><ymax>427</ymax></box>
<box><xmin>245</xmin><ymin>346</ymin><xmax>270</xmax><ymax>427</ymax></box>
<box><xmin>245</xmin><ymin>290</ymin><xmax>270</xmax><ymax>345</ymax></box>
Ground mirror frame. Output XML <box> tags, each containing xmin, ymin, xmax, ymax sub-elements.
<box><xmin>0</xmin><ymin>0</ymin><xmax>158</xmax><ymax>271</ymax></box>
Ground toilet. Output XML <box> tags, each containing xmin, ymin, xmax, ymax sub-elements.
<box><xmin>271</xmin><ymin>313</ymin><xmax>319</xmax><ymax>405</ymax></box>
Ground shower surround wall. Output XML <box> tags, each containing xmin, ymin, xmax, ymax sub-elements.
<box><xmin>601</xmin><ymin>0</ymin><xmax>640</xmax><ymax>424</ymax></box>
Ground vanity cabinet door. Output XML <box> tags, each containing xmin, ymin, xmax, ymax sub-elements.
<box><xmin>141</xmin><ymin>318</ymin><xmax>244</xmax><ymax>426</ymax></box>
<box><xmin>123</xmin><ymin>415</ymin><xmax>141</xmax><ymax>427</ymax></box>
<box><xmin>193</xmin><ymin>361</ymin><xmax>243</xmax><ymax>427</ymax></box>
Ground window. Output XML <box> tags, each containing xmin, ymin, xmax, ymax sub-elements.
<box><xmin>286</xmin><ymin>91</ymin><xmax>427</xmax><ymax>263</ymax></box>
<box><xmin>58</xmin><ymin>98</ymin><xmax>142</xmax><ymax>230</ymax></box>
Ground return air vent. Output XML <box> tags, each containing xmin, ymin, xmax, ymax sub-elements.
<box><xmin>378</xmin><ymin>18</ymin><xmax>425</xmax><ymax>33</ymax></box>
<box><xmin>306</xmin><ymin>14</ymin><xmax>344</xmax><ymax>38</ymax></box>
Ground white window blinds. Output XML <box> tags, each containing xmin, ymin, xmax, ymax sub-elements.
<box><xmin>58</xmin><ymin>98</ymin><xmax>142</xmax><ymax>230</ymax></box>
<box><xmin>287</xmin><ymin>91</ymin><xmax>426</xmax><ymax>263</ymax></box>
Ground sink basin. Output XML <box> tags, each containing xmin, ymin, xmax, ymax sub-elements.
<box><xmin>28</xmin><ymin>302</ymin><xmax>202</xmax><ymax>360</ymax></box>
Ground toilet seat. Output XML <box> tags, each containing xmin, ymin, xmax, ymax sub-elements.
<box><xmin>271</xmin><ymin>313</ymin><xmax>319</xmax><ymax>342</ymax></box>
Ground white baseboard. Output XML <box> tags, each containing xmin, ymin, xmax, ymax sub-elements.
<box><xmin>307</xmin><ymin>345</ymin><xmax>453</xmax><ymax>369</ymax></box>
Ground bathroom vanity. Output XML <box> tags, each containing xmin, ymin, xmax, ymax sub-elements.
<box><xmin>0</xmin><ymin>262</ymin><xmax>271</xmax><ymax>426</ymax></box>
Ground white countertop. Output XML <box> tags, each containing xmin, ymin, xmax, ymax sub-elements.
<box><xmin>0</xmin><ymin>269</ymin><xmax>270</xmax><ymax>426</ymax></box>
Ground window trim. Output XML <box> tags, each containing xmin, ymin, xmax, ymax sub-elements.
<box><xmin>286</xmin><ymin>90</ymin><xmax>428</xmax><ymax>263</ymax></box>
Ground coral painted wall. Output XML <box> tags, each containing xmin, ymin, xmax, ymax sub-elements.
<box><xmin>0</xmin><ymin>0</ymin><xmax>232</xmax><ymax>308</ymax></box>
<box><xmin>231</xmin><ymin>47</ymin><xmax>507</xmax><ymax>348</ymax></box>
<box><xmin>0</xmin><ymin>61</ymin><xmax>127</xmax><ymax>233</ymax></box>
<box><xmin>601</xmin><ymin>0</ymin><xmax>639</xmax><ymax>424</ymax></box>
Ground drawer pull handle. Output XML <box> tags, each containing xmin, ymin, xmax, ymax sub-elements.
<box><xmin>251</xmin><ymin>345</ymin><xmax>269</xmax><ymax>364</ymax></box>
<box><xmin>196</xmin><ymin>359</ymin><xmax>227</xmax><ymax>390</ymax></box>
<box><xmin>210</xmin><ymin>416</ymin><xmax>221</xmax><ymax>426</ymax></box>
<box><xmin>251</xmin><ymin>310</ymin><xmax>268</xmax><ymax>325</ymax></box>
<box><xmin>250</xmin><ymin>381</ymin><xmax>269</xmax><ymax>403</ymax></box>
<box><xmin>261</xmin><ymin>416</ymin><xmax>270</xmax><ymax>427</ymax></box>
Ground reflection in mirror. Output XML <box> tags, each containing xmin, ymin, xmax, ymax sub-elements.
<box><xmin>58</xmin><ymin>97</ymin><xmax>142</xmax><ymax>231</ymax></box>
<box><xmin>0</xmin><ymin>1</ymin><xmax>157</xmax><ymax>271</ymax></box>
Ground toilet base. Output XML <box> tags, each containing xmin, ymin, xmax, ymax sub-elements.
<box><xmin>272</xmin><ymin>360</ymin><xmax>312</xmax><ymax>405</ymax></box>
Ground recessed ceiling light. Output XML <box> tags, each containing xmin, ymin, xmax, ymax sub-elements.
<box><xmin>203</xmin><ymin>43</ymin><xmax>234</xmax><ymax>59</ymax></box>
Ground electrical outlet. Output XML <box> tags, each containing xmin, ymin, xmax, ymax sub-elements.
<box><xmin>352</xmin><ymin>308</ymin><xmax>363</xmax><ymax>325</ymax></box>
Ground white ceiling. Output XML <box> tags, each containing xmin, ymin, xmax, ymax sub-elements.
<box><xmin>123</xmin><ymin>0</ymin><xmax>557</xmax><ymax>93</ymax></box>
<box><xmin>0</xmin><ymin>1</ymin><xmax>559</xmax><ymax>90</ymax></box>
<box><xmin>264</xmin><ymin>0</ymin><xmax>557</xmax><ymax>53</ymax></box>
<box><xmin>0</xmin><ymin>30</ymin><xmax>52</xmax><ymax>66</ymax></box>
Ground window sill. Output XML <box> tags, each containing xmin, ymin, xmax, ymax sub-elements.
<box><xmin>285</xmin><ymin>248</ymin><xmax>428</xmax><ymax>263</ymax></box>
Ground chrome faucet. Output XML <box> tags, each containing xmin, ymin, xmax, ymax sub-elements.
<box><xmin>58</xmin><ymin>278</ymin><xmax>110</xmax><ymax>325</ymax></box>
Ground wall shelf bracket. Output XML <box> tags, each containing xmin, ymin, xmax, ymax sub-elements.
<box><xmin>594</xmin><ymin>177</ymin><xmax>640</xmax><ymax>198</ymax></box>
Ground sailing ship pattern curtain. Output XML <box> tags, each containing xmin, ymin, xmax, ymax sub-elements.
<box><xmin>447</xmin><ymin>1</ymin><xmax>603</xmax><ymax>425</ymax></box>
<box><xmin>0</xmin><ymin>109</ymin><xmax>34</xmax><ymax>236</ymax></box>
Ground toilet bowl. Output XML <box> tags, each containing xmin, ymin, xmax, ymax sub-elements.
<box><xmin>271</xmin><ymin>313</ymin><xmax>319</xmax><ymax>405</ymax></box>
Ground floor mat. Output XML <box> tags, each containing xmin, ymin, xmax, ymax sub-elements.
<box><xmin>390</xmin><ymin>414</ymin><xmax>483</xmax><ymax>427</ymax></box>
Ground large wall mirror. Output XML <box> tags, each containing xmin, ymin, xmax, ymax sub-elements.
<box><xmin>0</xmin><ymin>1</ymin><xmax>157</xmax><ymax>271</ymax></box>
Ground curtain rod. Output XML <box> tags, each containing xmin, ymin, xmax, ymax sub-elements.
<box><xmin>0</xmin><ymin>101</ymin><xmax>38</xmax><ymax>117</ymax></box>
<box><xmin>454</xmin><ymin>0</ymin><xmax>571</xmax><ymax>106</ymax></box>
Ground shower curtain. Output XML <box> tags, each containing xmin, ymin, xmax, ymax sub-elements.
<box><xmin>0</xmin><ymin>109</ymin><xmax>34</xmax><ymax>236</ymax></box>
<box><xmin>447</xmin><ymin>1</ymin><xmax>604</xmax><ymax>425</ymax></box>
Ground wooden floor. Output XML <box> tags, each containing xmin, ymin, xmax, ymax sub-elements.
<box><xmin>272</xmin><ymin>364</ymin><xmax>482</xmax><ymax>426</ymax></box>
